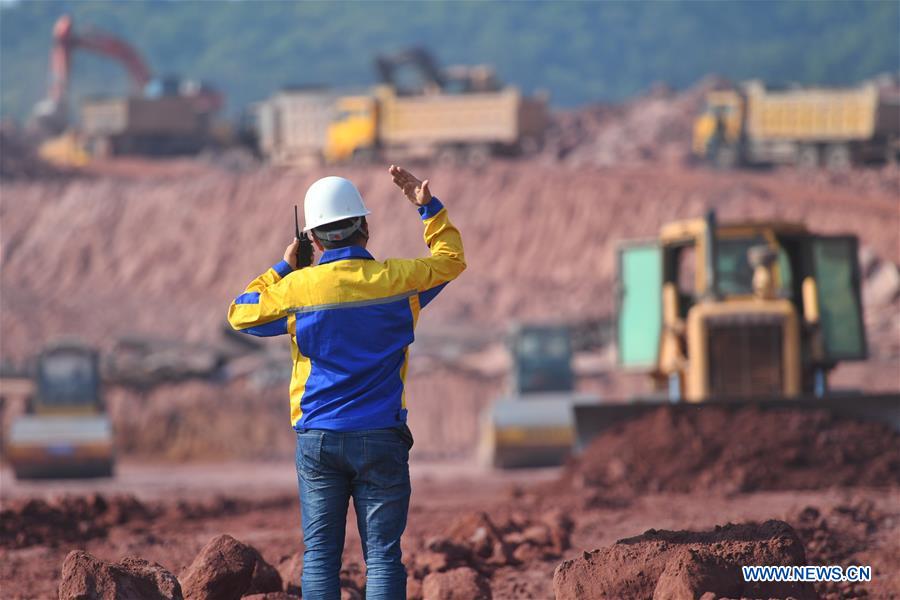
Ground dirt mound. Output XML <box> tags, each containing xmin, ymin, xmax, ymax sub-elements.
<box><xmin>59</xmin><ymin>550</ymin><xmax>182</xmax><ymax>600</ymax></box>
<box><xmin>0</xmin><ymin>492</ymin><xmax>296</xmax><ymax>550</ymax></box>
<box><xmin>3</xmin><ymin>162</ymin><xmax>898</xmax><ymax>360</ymax></box>
<box><xmin>563</xmin><ymin>406</ymin><xmax>900</xmax><ymax>496</ymax></box>
<box><xmin>0</xmin><ymin>494</ymin><xmax>156</xmax><ymax>549</ymax></box>
<box><xmin>553</xmin><ymin>519</ymin><xmax>815</xmax><ymax>600</ymax></box>
<box><xmin>546</xmin><ymin>76</ymin><xmax>727</xmax><ymax>167</ymax></box>
<box><xmin>790</xmin><ymin>500</ymin><xmax>896</xmax><ymax>599</ymax></box>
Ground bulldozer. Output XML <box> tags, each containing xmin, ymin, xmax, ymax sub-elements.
<box><xmin>479</xmin><ymin>323</ymin><xmax>599</xmax><ymax>468</ymax></box>
<box><xmin>3</xmin><ymin>341</ymin><xmax>114</xmax><ymax>479</ymax></box>
<box><xmin>573</xmin><ymin>211</ymin><xmax>900</xmax><ymax>448</ymax></box>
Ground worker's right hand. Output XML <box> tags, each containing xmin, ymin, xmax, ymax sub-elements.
<box><xmin>283</xmin><ymin>238</ymin><xmax>301</xmax><ymax>270</ymax></box>
<box><xmin>389</xmin><ymin>165</ymin><xmax>432</xmax><ymax>206</ymax></box>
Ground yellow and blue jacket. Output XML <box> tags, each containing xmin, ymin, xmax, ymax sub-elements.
<box><xmin>227</xmin><ymin>198</ymin><xmax>465</xmax><ymax>432</ymax></box>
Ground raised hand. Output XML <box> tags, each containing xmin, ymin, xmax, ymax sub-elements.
<box><xmin>389</xmin><ymin>165</ymin><xmax>432</xmax><ymax>206</ymax></box>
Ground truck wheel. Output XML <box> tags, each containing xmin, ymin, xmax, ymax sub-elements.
<box><xmin>824</xmin><ymin>144</ymin><xmax>852</xmax><ymax>171</ymax></box>
<box><xmin>797</xmin><ymin>144</ymin><xmax>820</xmax><ymax>169</ymax></box>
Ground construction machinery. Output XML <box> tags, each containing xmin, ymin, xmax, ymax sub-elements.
<box><xmin>573</xmin><ymin>211</ymin><xmax>900</xmax><ymax>448</ymax></box>
<box><xmin>256</xmin><ymin>87</ymin><xmax>338</xmax><ymax>166</ymax></box>
<box><xmin>693</xmin><ymin>81</ymin><xmax>900</xmax><ymax>169</ymax></box>
<box><xmin>3</xmin><ymin>341</ymin><xmax>114</xmax><ymax>479</ymax></box>
<box><xmin>32</xmin><ymin>15</ymin><xmax>222</xmax><ymax>159</ymax></box>
<box><xmin>479</xmin><ymin>323</ymin><xmax>598</xmax><ymax>468</ymax></box>
<box><xmin>299</xmin><ymin>48</ymin><xmax>542</xmax><ymax>165</ymax></box>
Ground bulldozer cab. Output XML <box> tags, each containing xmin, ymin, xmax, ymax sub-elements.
<box><xmin>33</xmin><ymin>343</ymin><xmax>102</xmax><ymax>415</ymax></box>
<box><xmin>617</xmin><ymin>215</ymin><xmax>866</xmax><ymax>400</ymax></box>
<box><xmin>509</xmin><ymin>324</ymin><xmax>574</xmax><ymax>394</ymax></box>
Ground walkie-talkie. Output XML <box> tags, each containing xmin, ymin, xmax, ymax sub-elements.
<box><xmin>295</xmin><ymin>205</ymin><xmax>313</xmax><ymax>269</ymax></box>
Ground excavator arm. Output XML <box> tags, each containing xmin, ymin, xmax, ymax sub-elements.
<box><xmin>49</xmin><ymin>14</ymin><xmax>152</xmax><ymax>106</ymax></box>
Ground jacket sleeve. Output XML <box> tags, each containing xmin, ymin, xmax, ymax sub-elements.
<box><xmin>227</xmin><ymin>260</ymin><xmax>294</xmax><ymax>336</ymax></box>
<box><xmin>386</xmin><ymin>197</ymin><xmax>466</xmax><ymax>307</ymax></box>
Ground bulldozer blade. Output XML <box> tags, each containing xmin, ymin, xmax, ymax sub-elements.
<box><xmin>573</xmin><ymin>393</ymin><xmax>900</xmax><ymax>452</ymax></box>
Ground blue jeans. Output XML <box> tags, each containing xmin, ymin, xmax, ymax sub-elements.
<box><xmin>296</xmin><ymin>427</ymin><xmax>412</xmax><ymax>599</ymax></box>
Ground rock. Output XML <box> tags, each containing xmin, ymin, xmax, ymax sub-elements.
<box><xmin>58</xmin><ymin>550</ymin><xmax>182</xmax><ymax>600</ymax></box>
<box><xmin>653</xmin><ymin>549</ymin><xmax>740</xmax><ymax>600</ymax></box>
<box><xmin>246</xmin><ymin>549</ymin><xmax>282</xmax><ymax>595</ymax></box>
<box><xmin>339</xmin><ymin>562</ymin><xmax>366</xmax><ymax>595</ymax></box>
<box><xmin>407</xmin><ymin>576</ymin><xmax>424</xmax><ymax>600</ymax></box>
<box><xmin>422</xmin><ymin>567</ymin><xmax>492</xmax><ymax>600</ymax></box>
<box><xmin>276</xmin><ymin>552</ymin><xmax>303</xmax><ymax>595</ymax></box>
<box><xmin>242</xmin><ymin>594</ymin><xmax>300</xmax><ymax>600</ymax></box>
<box><xmin>540</xmin><ymin>509</ymin><xmax>574</xmax><ymax>554</ymax></box>
<box><xmin>443</xmin><ymin>512</ymin><xmax>512</xmax><ymax>566</ymax></box>
<box><xmin>412</xmin><ymin>536</ymin><xmax>477</xmax><ymax>579</ymax></box>
<box><xmin>553</xmin><ymin>520</ymin><xmax>816</xmax><ymax>600</ymax></box>
<box><xmin>179</xmin><ymin>534</ymin><xmax>258</xmax><ymax>600</ymax></box>
<box><xmin>511</xmin><ymin>542</ymin><xmax>544</xmax><ymax>564</ymax></box>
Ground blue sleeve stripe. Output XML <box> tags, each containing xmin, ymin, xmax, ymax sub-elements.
<box><xmin>418</xmin><ymin>198</ymin><xmax>444</xmax><ymax>220</ymax></box>
<box><xmin>273</xmin><ymin>260</ymin><xmax>293</xmax><ymax>278</ymax></box>
<box><xmin>419</xmin><ymin>282</ymin><xmax>449</xmax><ymax>308</ymax></box>
<box><xmin>239</xmin><ymin>317</ymin><xmax>288</xmax><ymax>337</ymax></box>
<box><xmin>235</xmin><ymin>291</ymin><xmax>261</xmax><ymax>305</ymax></box>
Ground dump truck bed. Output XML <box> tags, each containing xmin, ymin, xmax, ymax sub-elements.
<box><xmin>377</xmin><ymin>86</ymin><xmax>547</xmax><ymax>146</ymax></box>
<box><xmin>745</xmin><ymin>83</ymin><xmax>882</xmax><ymax>142</ymax></box>
<box><xmin>81</xmin><ymin>96</ymin><xmax>202</xmax><ymax>136</ymax></box>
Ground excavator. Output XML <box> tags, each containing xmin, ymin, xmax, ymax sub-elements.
<box><xmin>32</xmin><ymin>14</ymin><xmax>222</xmax><ymax>161</ymax></box>
<box><xmin>483</xmin><ymin>212</ymin><xmax>899</xmax><ymax>468</ymax></box>
<box><xmin>3</xmin><ymin>340</ymin><xmax>114</xmax><ymax>479</ymax></box>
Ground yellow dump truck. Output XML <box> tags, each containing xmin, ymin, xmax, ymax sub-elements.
<box><xmin>693</xmin><ymin>81</ymin><xmax>900</xmax><ymax>168</ymax></box>
<box><xmin>325</xmin><ymin>84</ymin><xmax>548</xmax><ymax>165</ymax></box>
<box><xmin>572</xmin><ymin>211</ymin><xmax>899</xmax><ymax>447</ymax></box>
<box><xmin>4</xmin><ymin>341</ymin><xmax>114</xmax><ymax>479</ymax></box>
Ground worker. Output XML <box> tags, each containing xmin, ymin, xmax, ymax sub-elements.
<box><xmin>227</xmin><ymin>165</ymin><xmax>465</xmax><ymax>599</ymax></box>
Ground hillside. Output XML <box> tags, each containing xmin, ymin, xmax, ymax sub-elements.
<box><xmin>2</xmin><ymin>159</ymin><xmax>898</xmax><ymax>364</ymax></box>
<box><xmin>2</xmin><ymin>1</ymin><xmax>898</xmax><ymax>119</ymax></box>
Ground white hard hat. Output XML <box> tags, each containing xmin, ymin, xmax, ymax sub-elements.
<box><xmin>303</xmin><ymin>176</ymin><xmax>371</xmax><ymax>232</ymax></box>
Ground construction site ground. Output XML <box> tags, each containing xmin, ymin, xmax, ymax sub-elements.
<box><xmin>2</xmin><ymin>459</ymin><xmax>899</xmax><ymax>599</ymax></box>
<box><xmin>2</xmin><ymin>84</ymin><xmax>899</xmax><ymax>598</ymax></box>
